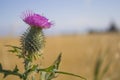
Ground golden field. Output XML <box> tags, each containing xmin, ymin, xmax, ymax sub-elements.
<box><xmin>0</xmin><ymin>33</ymin><xmax>120</xmax><ymax>80</ymax></box>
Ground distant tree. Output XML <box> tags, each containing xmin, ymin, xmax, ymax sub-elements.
<box><xmin>107</xmin><ymin>21</ymin><xmax>118</xmax><ymax>32</ymax></box>
<box><xmin>88</xmin><ymin>29</ymin><xmax>95</xmax><ymax>34</ymax></box>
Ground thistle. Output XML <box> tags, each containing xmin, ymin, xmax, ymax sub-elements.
<box><xmin>0</xmin><ymin>11</ymin><xmax>86</xmax><ymax>80</ymax></box>
<box><xmin>21</xmin><ymin>11</ymin><xmax>52</xmax><ymax>60</ymax></box>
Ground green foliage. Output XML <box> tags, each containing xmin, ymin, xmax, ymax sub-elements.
<box><xmin>99</xmin><ymin>61</ymin><xmax>112</xmax><ymax>80</ymax></box>
<box><xmin>0</xmin><ymin>52</ymin><xmax>86</xmax><ymax>80</ymax></box>
<box><xmin>0</xmin><ymin>63</ymin><xmax>22</xmax><ymax>78</ymax></box>
<box><xmin>0</xmin><ymin>64</ymin><xmax>2</xmax><ymax>70</ymax></box>
<box><xmin>6</xmin><ymin>45</ymin><xmax>21</xmax><ymax>53</ymax></box>
<box><xmin>39</xmin><ymin>53</ymin><xmax>86</xmax><ymax>80</ymax></box>
<box><xmin>94</xmin><ymin>53</ymin><xmax>112</xmax><ymax>80</ymax></box>
<box><xmin>6</xmin><ymin>45</ymin><xmax>23</xmax><ymax>58</ymax></box>
<box><xmin>40</xmin><ymin>53</ymin><xmax>62</xmax><ymax>80</ymax></box>
<box><xmin>94</xmin><ymin>54</ymin><xmax>103</xmax><ymax>80</ymax></box>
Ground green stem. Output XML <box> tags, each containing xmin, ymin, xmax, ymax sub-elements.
<box><xmin>23</xmin><ymin>58</ymin><xmax>39</xmax><ymax>80</ymax></box>
<box><xmin>23</xmin><ymin>59</ymin><xmax>32</xmax><ymax>80</ymax></box>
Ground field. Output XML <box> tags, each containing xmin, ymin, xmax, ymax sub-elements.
<box><xmin>0</xmin><ymin>33</ymin><xmax>120</xmax><ymax>80</ymax></box>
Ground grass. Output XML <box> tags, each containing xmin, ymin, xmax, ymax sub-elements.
<box><xmin>0</xmin><ymin>33</ymin><xmax>120</xmax><ymax>80</ymax></box>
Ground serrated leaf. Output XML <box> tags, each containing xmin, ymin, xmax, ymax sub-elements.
<box><xmin>47</xmin><ymin>53</ymin><xmax>62</xmax><ymax>71</ymax></box>
<box><xmin>3</xmin><ymin>73</ymin><xmax>9</xmax><ymax>78</ymax></box>
<box><xmin>6</xmin><ymin>45</ymin><xmax>21</xmax><ymax>49</ymax></box>
<box><xmin>6</xmin><ymin>45</ymin><xmax>21</xmax><ymax>54</ymax></box>
<box><xmin>8</xmin><ymin>50</ymin><xmax>16</xmax><ymax>53</ymax></box>
<box><xmin>55</xmin><ymin>71</ymin><xmax>87</xmax><ymax>80</ymax></box>
<box><xmin>13</xmin><ymin>65</ymin><xmax>19</xmax><ymax>73</ymax></box>
<box><xmin>40</xmin><ymin>53</ymin><xmax>86</xmax><ymax>80</ymax></box>
<box><xmin>40</xmin><ymin>53</ymin><xmax>62</xmax><ymax>80</ymax></box>
<box><xmin>53</xmin><ymin>53</ymin><xmax>62</xmax><ymax>69</ymax></box>
<box><xmin>0</xmin><ymin>63</ymin><xmax>2</xmax><ymax>70</ymax></box>
<box><xmin>31</xmin><ymin>65</ymin><xmax>38</xmax><ymax>72</ymax></box>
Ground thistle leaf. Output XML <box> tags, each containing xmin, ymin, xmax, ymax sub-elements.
<box><xmin>13</xmin><ymin>65</ymin><xmax>19</xmax><ymax>73</ymax></box>
<box><xmin>46</xmin><ymin>53</ymin><xmax>62</xmax><ymax>71</ymax></box>
<box><xmin>39</xmin><ymin>53</ymin><xmax>86</xmax><ymax>80</ymax></box>
<box><xmin>6</xmin><ymin>45</ymin><xmax>21</xmax><ymax>53</ymax></box>
<box><xmin>53</xmin><ymin>53</ymin><xmax>62</xmax><ymax>69</ymax></box>
<box><xmin>3</xmin><ymin>73</ymin><xmax>9</xmax><ymax>78</ymax></box>
<box><xmin>6</xmin><ymin>45</ymin><xmax>21</xmax><ymax>50</ymax></box>
<box><xmin>40</xmin><ymin>53</ymin><xmax>62</xmax><ymax>80</ymax></box>
<box><xmin>55</xmin><ymin>71</ymin><xmax>87</xmax><ymax>80</ymax></box>
<box><xmin>0</xmin><ymin>63</ymin><xmax>2</xmax><ymax>70</ymax></box>
<box><xmin>31</xmin><ymin>65</ymin><xmax>38</xmax><ymax>72</ymax></box>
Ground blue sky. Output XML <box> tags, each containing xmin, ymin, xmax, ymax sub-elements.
<box><xmin>0</xmin><ymin>0</ymin><xmax>120</xmax><ymax>36</ymax></box>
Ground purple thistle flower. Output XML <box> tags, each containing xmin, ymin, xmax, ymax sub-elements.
<box><xmin>22</xmin><ymin>11</ymin><xmax>52</xmax><ymax>29</ymax></box>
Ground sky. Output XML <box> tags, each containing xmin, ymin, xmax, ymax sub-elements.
<box><xmin>0</xmin><ymin>0</ymin><xmax>120</xmax><ymax>36</ymax></box>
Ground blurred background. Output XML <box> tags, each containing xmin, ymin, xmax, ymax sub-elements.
<box><xmin>0</xmin><ymin>0</ymin><xmax>120</xmax><ymax>80</ymax></box>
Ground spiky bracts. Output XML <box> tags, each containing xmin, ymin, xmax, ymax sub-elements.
<box><xmin>21</xmin><ymin>27</ymin><xmax>45</xmax><ymax>59</ymax></box>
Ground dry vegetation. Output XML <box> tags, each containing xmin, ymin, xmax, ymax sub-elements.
<box><xmin>0</xmin><ymin>33</ymin><xmax>120</xmax><ymax>80</ymax></box>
